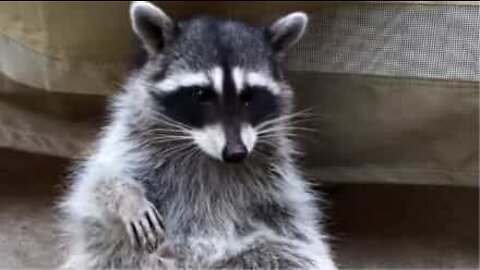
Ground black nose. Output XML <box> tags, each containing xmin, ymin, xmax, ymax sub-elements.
<box><xmin>222</xmin><ymin>143</ymin><xmax>248</xmax><ymax>163</ymax></box>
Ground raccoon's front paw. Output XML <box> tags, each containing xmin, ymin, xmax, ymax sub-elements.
<box><xmin>119</xmin><ymin>198</ymin><xmax>165</xmax><ymax>253</ymax></box>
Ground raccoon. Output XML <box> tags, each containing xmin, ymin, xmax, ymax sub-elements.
<box><xmin>58</xmin><ymin>1</ymin><xmax>337</xmax><ymax>269</ymax></box>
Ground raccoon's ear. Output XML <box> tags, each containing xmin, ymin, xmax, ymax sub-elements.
<box><xmin>266</xmin><ymin>12</ymin><xmax>308</xmax><ymax>54</ymax></box>
<box><xmin>130</xmin><ymin>1</ymin><xmax>176</xmax><ymax>54</ymax></box>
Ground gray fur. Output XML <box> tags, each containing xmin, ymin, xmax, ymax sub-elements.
<box><xmin>58</xmin><ymin>2</ymin><xmax>337</xmax><ymax>269</ymax></box>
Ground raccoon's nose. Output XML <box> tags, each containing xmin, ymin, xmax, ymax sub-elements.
<box><xmin>222</xmin><ymin>143</ymin><xmax>248</xmax><ymax>163</ymax></box>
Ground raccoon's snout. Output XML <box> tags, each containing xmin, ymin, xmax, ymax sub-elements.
<box><xmin>222</xmin><ymin>141</ymin><xmax>248</xmax><ymax>163</ymax></box>
<box><xmin>222</xmin><ymin>123</ymin><xmax>250</xmax><ymax>163</ymax></box>
<box><xmin>190</xmin><ymin>123</ymin><xmax>257</xmax><ymax>162</ymax></box>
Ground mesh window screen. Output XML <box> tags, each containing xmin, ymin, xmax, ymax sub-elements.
<box><xmin>290</xmin><ymin>3</ymin><xmax>480</xmax><ymax>81</ymax></box>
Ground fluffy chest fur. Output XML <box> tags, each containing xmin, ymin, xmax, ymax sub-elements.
<box><xmin>137</xmin><ymin>155</ymin><xmax>311</xmax><ymax>266</ymax></box>
<box><xmin>133</xmin><ymin>142</ymin><xmax>296</xmax><ymax>236</ymax></box>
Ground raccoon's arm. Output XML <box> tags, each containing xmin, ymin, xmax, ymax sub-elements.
<box><xmin>95</xmin><ymin>176</ymin><xmax>165</xmax><ymax>251</ymax></box>
<box><xmin>63</xmin><ymin>122</ymin><xmax>166</xmax><ymax>251</ymax></box>
<box><xmin>65</xmin><ymin>159</ymin><xmax>165</xmax><ymax>252</ymax></box>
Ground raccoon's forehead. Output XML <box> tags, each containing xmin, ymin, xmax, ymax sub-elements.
<box><xmin>172</xmin><ymin>17</ymin><xmax>272</xmax><ymax>68</ymax></box>
<box><xmin>147</xmin><ymin>17</ymin><xmax>274</xmax><ymax>78</ymax></box>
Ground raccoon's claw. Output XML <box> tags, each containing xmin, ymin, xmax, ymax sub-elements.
<box><xmin>123</xmin><ymin>202</ymin><xmax>166</xmax><ymax>253</ymax></box>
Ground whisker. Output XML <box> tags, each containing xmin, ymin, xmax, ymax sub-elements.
<box><xmin>256</xmin><ymin>139</ymin><xmax>279</xmax><ymax>149</ymax></box>
<box><xmin>160</xmin><ymin>143</ymin><xmax>195</xmax><ymax>160</ymax></box>
<box><xmin>140</xmin><ymin>135</ymin><xmax>192</xmax><ymax>144</ymax></box>
<box><xmin>166</xmin><ymin>146</ymin><xmax>198</xmax><ymax>162</ymax></box>
<box><xmin>153</xmin><ymin>119</ymin><xmax>191</xmax><ymax>133</ymax></box>
<box><xmin>152</xmin><ymin>143</ymin><xmax>196</xmax><ymax>168</ymax></box>
<box><xmin>143</xmin><ymin>128</ymin><xmax>189</xmax><ymax>135</ymax></box>
<box><xmin>152</xmin><ymin>112</ymin><xmax>191</xmax><ymax>131</ymax></box>
<box><xmin>254</xmin><ymin>109</ymin><xmax>314</xmax><ymax>130</ymax></box>
<box><xmin>251</xmin><ymin>147</ymin><xmax>276</xmax><ymax>162</ymax></box>
<box><xmin>149</xmin><ymin>135</ymin><xmax>192</xmax><ymax>139</ymax></box>
<box><xmin>159</xmin><ymin>142</ymin><xmax>192</xmax><ymax>154</ymax></box>
<box><xmin>257</xmin><ymin>126</ymin><xmax>318</xmax><ymax>135</ymax></box>
<box><xmin>258</xmin><ymin>134</ymin><xmax>304</xmax><ymax>140</ymax></box>
<box><xmin>137</xmin><ymin>136</ymin><xmax>192</xmax><ymax>149</ymax></box>
<box><xmin>179</xmin><ymin>147</ymin><xmax>200</xmax><ymax>162</ymax></box>
<box><xmin>147</xmin><ymin>110</ymin><xmax>192</xmax><ymax>130</ymax></box>
<box><xmin>256</xmin><ymin>121</ymin><xmax>314</xmax><ymax>133</ymax></box>
<box><xmin>142</xmin><ymin>139</ymin><xmax>191</xmax><ymax>147</ymax></box>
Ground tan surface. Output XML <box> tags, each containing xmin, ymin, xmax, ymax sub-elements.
<box><xmin>294</xmin><ymin>73</ymin><xmax>479</xmax><ymax>186</ymax></box>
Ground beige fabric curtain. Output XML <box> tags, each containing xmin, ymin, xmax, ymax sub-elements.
<box><xmin>0</xmin><ymin>1</ymin><xmax>478</xmax><ymax>186</ymax></box>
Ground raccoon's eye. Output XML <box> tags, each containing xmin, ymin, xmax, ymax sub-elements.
<box><xmin>241</xmin><ymin>86</ymin><xmax>267</xmax><ymax>106</ymax></box>
<box><xmin>240</xmin><ymin>91</ymin><xmax>254</xmax><ymax>106</ymax></box>
<box><xmin>193</xmin><ymin>87</ymin><xmax>216</xmax><ymax>103</ymax></box>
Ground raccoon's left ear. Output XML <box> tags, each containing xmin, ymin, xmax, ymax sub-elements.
<box><xmin>266</xmin><ymin>12</ymin><xmax>308</xmax><ymax>54</ymax></box>
<box><xmin>130</xmin><ymin>1</ymin><xmax>176</xmax><ymax>55</ymax></box>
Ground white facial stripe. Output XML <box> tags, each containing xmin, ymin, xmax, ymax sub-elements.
<box><xmin>155</xmin><ymin>72</ymin><xmax>209</xmax><ymax>92</ymax></box>
<box><xmin>245</xmin><ymin>72</ymin><xmax>281</xmax><ymax>95</ymax></box>
<box><xmin>209</xmin><ymin>67</ymin><xmax>224</xmax><ymax>94</ymax></box>
<box><xmin>190</xmin><ymin>124</ymin><xmax>226</xmax><ymax>161</ymax></box>
<box><xmin>241</xmin><ymin>124</ymin><xmax>257</xmax><ymax>152</ymax></box>
<box><xmin>232</xmin><ymin>67</ymin><xmax>245</xmax><ymax>93</ymax></box>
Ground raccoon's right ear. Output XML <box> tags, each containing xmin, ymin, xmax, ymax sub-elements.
<box><xmin>130</xmin><ymin>1</ymin><xmax>176</xmax><ymax>55</ymax></box>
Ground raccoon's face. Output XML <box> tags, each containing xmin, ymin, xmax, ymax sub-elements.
<box><xmin>130</xmin><ymin>1</ymin><xmax>307</xmax><ymax>163</ymax></box>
